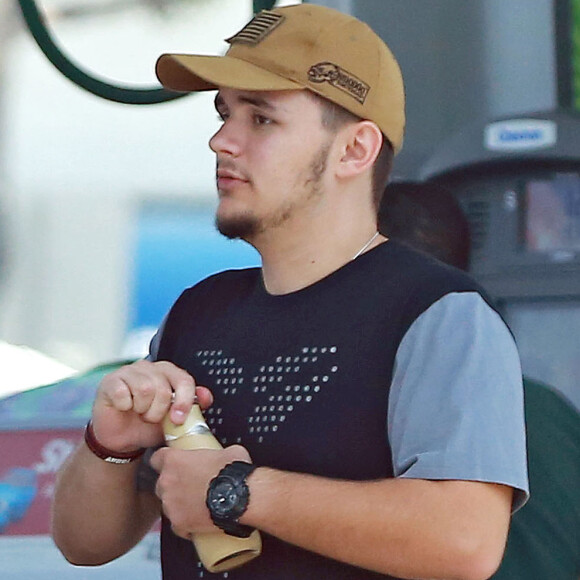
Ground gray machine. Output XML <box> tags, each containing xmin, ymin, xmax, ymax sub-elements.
<box><xmin>421</xmin><ymin>109</ymin><xmax>580</xmax><ymax>410</ymax></box>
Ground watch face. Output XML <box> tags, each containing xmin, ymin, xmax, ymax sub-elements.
<box><xmin>210</xmin><ymin>479</ymin><xmax>239</xmax><ymax>517</ymax></box>
<box><xmin>206</xmin><ymin>462</ymin><xmax>256</xmax><ymax>537</ymax></box>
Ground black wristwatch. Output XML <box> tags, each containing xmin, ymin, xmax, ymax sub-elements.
<box><xmin>206</xmin><ymin>461</ymin><xmax>257</xmax><ymax>538</ymax></box>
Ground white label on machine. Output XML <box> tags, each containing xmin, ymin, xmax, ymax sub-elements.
<box><xmin>484</xmin><ymin>119</ymin><xmax>557</xmax><ymax>151</ymax></box>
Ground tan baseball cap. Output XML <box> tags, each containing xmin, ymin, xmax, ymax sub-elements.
<box><xmin>156</xmin><ymin>4</ymin><xmax>405</xmax><ymax>153</ymax></box>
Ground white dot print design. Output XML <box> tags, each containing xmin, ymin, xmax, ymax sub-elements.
<box><xmin>196</xmin><ymin>346</ymin><xmax>339</xmax><ymax>445</ymax></box>
<box><xmin>195</xmin><ymin>560</ymin><xmax>231</xmax><ymax>578</ymax></box>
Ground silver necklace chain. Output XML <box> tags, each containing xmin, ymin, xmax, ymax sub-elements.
<box><xmin>351</xmin><ymin>231</ymin><xmax>380</xmax><ymax>261</ymax></box>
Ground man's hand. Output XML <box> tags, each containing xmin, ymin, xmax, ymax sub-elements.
<box><xmin>91</xmin><ymin>360</ymin><xmax>213</xmax><ymax>454</ymax></box>
<box><xmin>150</xmin><ymin>445</ymin><xmax>252</xmax><ymax>539</ymax></box>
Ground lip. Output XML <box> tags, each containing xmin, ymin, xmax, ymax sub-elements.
<box><xmin>216</xmin><ymin>176</ymin><xmax>247</xmax><ymax>192</ymax></box>
<box><xmin>216</xmin><ymin>168</ymin><xmax>249</xmax><ymax>191</ymax></box>
<box><xmin>217</xmin><ymin>168</ymin><xmax>245</xmax><ymax>180</ymax></box>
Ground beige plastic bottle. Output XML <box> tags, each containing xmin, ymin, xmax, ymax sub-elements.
<box><xmin>163</xmin><ymin>403</ymin><xmax>262</xmax><ymax>573</ymax></box>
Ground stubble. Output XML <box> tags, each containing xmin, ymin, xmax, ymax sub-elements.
<box><xmin>215</xmin><ymin>142</ymin><xmax>331</xmax><ymax>241</ymax></box>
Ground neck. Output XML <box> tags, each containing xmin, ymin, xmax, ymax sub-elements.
<box><xmin>255</xmin><ymin>223</ymin><xmax>385</xmax><ymax>295</ymax></box>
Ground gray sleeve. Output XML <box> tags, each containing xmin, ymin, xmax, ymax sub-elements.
<box><xmin>388</xmin><ymin>292</ymin><xmax>529</xmax><ymax>511</ymax></box>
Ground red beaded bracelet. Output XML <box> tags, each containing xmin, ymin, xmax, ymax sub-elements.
<box><xmin>84</xmin><ymin>421</ymin><xmax>146</xmax><ymax>464</ymax></box>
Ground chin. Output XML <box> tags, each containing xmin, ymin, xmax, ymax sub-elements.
<box><xmin>215</xmin><ymin>211</ymin><xmax>260</xmax><ymax>241</ymax></box>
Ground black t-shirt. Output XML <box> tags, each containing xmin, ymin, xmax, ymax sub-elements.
<box><xmin>147</xmin><ymin>241</ymin><xmax>525</xmax><ymax>579</ymax></box>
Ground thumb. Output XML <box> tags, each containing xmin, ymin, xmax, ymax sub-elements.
<box><xmin>223</xmin><ymin>444</ymin><xmax>252</xmax><ymax>463</ymax></box>
<box><xmin>149</xmin><ymin>446</ymin><xmax>169</xmax><ymax>473</ymax></box>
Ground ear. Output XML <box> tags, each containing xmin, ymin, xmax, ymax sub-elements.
<box><xmin>335</xmin><ymin>121</ymin><xmax>383</xmax><ymax>180</ymax></box>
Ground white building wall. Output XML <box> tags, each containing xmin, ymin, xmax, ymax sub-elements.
<box><xmin>0</xmin><ymin>1</ymin><xmax>256</xmax><ymax>369</ymax></box>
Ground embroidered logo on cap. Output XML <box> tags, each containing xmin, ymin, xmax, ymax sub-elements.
<box><xmin>308</xmin><ymin>62</ymin><xmax>370</xmax><ymax>104</ymax></box>
<box><xmin>226</xmin><ymin>10</ymin><xmax>285</xmax><ymax>46</ymax></box>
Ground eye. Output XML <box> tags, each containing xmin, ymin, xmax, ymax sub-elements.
<box><xmin>253</xmin><ymin>113</ymin><xmax>273</xmax><ymax>126</ymax></box>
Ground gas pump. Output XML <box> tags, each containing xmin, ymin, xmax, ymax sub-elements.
<box><xmin>420</xmin><ymin>109</ymin><xmax>580</xmax><ymax>410</ymax></box>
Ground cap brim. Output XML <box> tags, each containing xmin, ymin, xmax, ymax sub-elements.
<box><xmin>156</xmin><ymin>54</ymin><xmax>303</xmax><ymax>93</ymax></box>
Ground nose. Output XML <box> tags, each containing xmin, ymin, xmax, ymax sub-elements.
<box><xmin>209</xmin><ymin>120</ymin><xmax>240</xmax><ymax>157</ymax></box>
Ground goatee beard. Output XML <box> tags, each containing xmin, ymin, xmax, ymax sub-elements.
<box><xmin>215</xmin><ymin>213</ymin><xmax>260</xmax><ymax>240</ymax></box>
<box><xmin>215</xmin><ymin>142</ymin><xmax>330</xmax><ymax>242</ymax></box>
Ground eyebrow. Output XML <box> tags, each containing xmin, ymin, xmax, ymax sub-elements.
<box><xmin>214</xmin><ymin>92</ymin><xmax>276</xmax><ymax>113</ymax></box>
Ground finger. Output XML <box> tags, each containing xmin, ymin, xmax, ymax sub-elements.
<box><xmin>99</xmin><ymin>360</ymin><xmax>162</xmax><ymax>414</ymax></box>
<box><xmin>149</xmin><ymin>446</ymin><xmax>168</xmax><ymax>473</ymax></box>
<box><xmin>101</xmin><ymin>360</ymin><xmax>198</xmax><ymax>424</ymax></box>
<box><xmin>99</xmin><ymin>370</ymin><xmax>138</xmax><ymax>412</ymax></box>
<box><xmin>154</xmin><ymin>363</ymin><xmax>196</xmax><ymax>424</ymax></box>
<box><xmin>195</xmin><ymin>386</ymin><xmax>214</xmax><ymax>411</ymax></box>
<box><xmin>140</xmin><ymin>384</ymin><xmax>174</xmax><ymax>424</ymax></box>
<box><xmin>129</xmin><ymin>367</ymin><xmax>169</xmax><ymax>416</ymax></box>
<box><xmin>113</xmin><ymin>361</ymin><xmax>191</xmax><ymax>421</ymax></box>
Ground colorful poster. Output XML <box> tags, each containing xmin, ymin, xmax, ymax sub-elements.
<box><xmin>0</xmin><ymin>429</ymin><xmax>82</xmax><ymax>535</ymax></box>
<box><xmin>0</xmin><ymin>361</ymin><xmax>131</xmax><ymax>536</ymax></box>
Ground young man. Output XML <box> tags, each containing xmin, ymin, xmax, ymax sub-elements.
<box><xmin>52</xmin><ymin>5</ymin><xmax>528</xmax><ymax>579</ymax></box>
